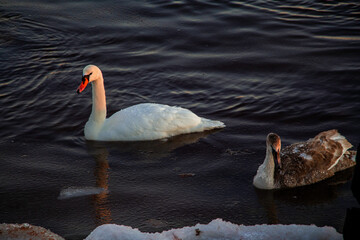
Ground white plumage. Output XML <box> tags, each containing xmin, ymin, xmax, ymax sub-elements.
<box><xmin>77</xmin><ymin>65</ymin><xmax>225</xmax><ymax>141</ymax></box>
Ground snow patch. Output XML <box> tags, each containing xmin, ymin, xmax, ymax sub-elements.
<box><xmin>85</xmin><ymin>218</ymin><xmax>342</xmax><ymax>240</ymax></box>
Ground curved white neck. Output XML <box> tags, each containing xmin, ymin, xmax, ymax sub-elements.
<box><xmin>89</xmin><ymin>77</ymin><xmax>107</xmax><ymax>123</ymax></box>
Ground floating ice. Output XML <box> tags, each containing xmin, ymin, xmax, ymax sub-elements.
<box><xmin>58</xmin><ymin>186</ymin><xmax>108</xmax><ymax>200</ymax></box>
<box><xmin>85</xmin><ymin>218</ymin><xmax>342</xmax><ymax>240</ymax></box>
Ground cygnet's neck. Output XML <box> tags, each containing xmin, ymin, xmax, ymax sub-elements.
<box><xmin>254</xmin><ymin>143</ymin><xmax>276</xmax><ymax>189</ymax></box>
<box><xmin>90</xmin><ymin>77</ymin><xmax>107</xmax><ymax>123</ymax></box>
<box><xmin>264</xmin><ymin>144</ymin><xmax>276</xmax><ymax>181</ymax></box>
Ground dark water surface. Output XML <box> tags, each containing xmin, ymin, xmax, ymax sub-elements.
<box><xmin>1</xmin><ymin>0</ymin><xmax>360</xmax><ymax>239</ymax></box>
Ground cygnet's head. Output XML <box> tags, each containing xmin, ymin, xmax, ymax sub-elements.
<box><xmin>77</xmin><ymin>65</ymin><xmax>103</xmax><ymax>94</ymax></box>
<box><xmin>267</xmin><ymin>133</ymin><xmax>282</xmax><ymax>168</ymax></box>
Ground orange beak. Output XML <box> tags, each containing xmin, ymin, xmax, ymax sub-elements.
<box><xmin>77</xmin><ymin>75</ymin><xmax>89</xmax><ymax>94</ymax></box>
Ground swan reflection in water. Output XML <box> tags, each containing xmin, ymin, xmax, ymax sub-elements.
<box><xmin>85</xmin><ymin>129</ymin><xmax>221</xmax><ymax>225</ymax></box>
<box><xmin>254</xmin><ymin>167</ymin><xmax>355</xmax><ymax>225</ymax></box>
<box><xmin>86</xmin><ymin>143</ymin><xmax>112</xmax><ymax>225</ymax></box>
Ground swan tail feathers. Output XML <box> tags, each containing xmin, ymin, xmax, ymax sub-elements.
<box><xmin>200</xmin><ymin>118</ymin><xmax>225</xmax><ymax>130</ymax></box>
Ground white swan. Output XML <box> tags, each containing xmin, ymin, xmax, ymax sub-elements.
<box><xmin>253</xmin><ymin>130</ymin><xmax>356</xmax><ymax>190</ymax></box>
<box><xmin>76</xmin><ymin>65</ymin><xmax>225</xmax><ymax>141</ymax></box>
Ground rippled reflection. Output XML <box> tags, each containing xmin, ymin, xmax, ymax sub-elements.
<box><xmin>85</xmin><ymin>130</ymin><xmax>220</xmax><ymax>225</ymax></box>
<box><xmin>86</xmin><ymin>143</ymin><xmax>112</xmax><ymax>225</ymax></box>
<box><xmin>254</xmin><ymin>167</ymin><xmax>355</xmax><ymax>224</ymax></box>
<box><xmin>314</xmin><ymin>35</ymin><xmax>360</xmax><ymax>41</ymax></box>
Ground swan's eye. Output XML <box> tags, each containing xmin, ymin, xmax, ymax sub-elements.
<box><xmin>82</xmin><ymin>72</ymin><xmax>93</xmax><ymax>83</ymax></box>
<box><xmin>81</xmin><ymin>75</ymin><xmax>88</xmax><ymax>83</ymax></box>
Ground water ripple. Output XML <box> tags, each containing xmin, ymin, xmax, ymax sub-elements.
<box><xmin>0</xmin><ymin>1</ymin><xmax>359</xmax><ymax>236</ymax></box>
<box><xmin>0</xmin><ymin>0</ymin><xmax>359</xmax><ymax>144</ymax></box>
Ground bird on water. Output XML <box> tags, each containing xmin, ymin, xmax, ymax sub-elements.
<box><xmin>76</xmin><ymin>65</ymin><xmax>225</xmax><ymax>141</ymax></box>
<box><xmin>253</xmin><ymin>129</ymin><xmax>356</xmax><ymax>190</ymax></box>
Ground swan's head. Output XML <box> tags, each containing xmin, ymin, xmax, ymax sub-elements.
<box><xmin>77</xmin><ymin>65</ymin><xmax>103</xmax><ymax>94</ymax></box>
<box><xmin>267</xmin><ymin>133</ymin><xmax>282</xmax><ymax>169</ymax></box>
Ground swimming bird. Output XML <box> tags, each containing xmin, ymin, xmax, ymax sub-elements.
<box><xmin>76</xmin><ymin>65</ymin><xmax>225</xmax><ymax>141</ymax></box>
<box><xmin>253</xmin><ymin>130</ymin><xmax>356</xmax><ymax>190</ymax></box>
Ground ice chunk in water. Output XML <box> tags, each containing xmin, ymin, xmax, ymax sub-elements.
<box><xmin>58</xmin><ymin>186</ymin><xmax>108</xmax><ymax>200</ymax></box>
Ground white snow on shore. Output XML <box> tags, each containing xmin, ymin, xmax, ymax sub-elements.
<box><xmin>85</xmin><ymin>218</ymin><xmax>342</xmax><ymax>240</ymax></box>
<box><xmin>0</xmin><ymin>219</ymin><xmax>342</xmax><ymax>240</ymax></box>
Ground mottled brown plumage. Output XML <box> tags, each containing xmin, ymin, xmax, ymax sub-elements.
<box><xmin>277</xmin><ymin>130</ymin><xmax>355</xmax><ymax>188</ymax></box>
<box><xmin>253</xmin><ymin>129</ymin><xmax>356</xmax><ymax>189</ymax></box>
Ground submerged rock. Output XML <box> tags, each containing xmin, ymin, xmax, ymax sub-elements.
<box><xmin>0</xmin><ymin>223</ymin><xmax>64</xmax><ymax>240</ymax></box>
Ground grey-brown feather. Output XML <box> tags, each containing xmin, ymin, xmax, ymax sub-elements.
<box><xmin>274</xmin><ymin>130</ymin><xmax>355</xmax><ymax>188</ymax></box>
